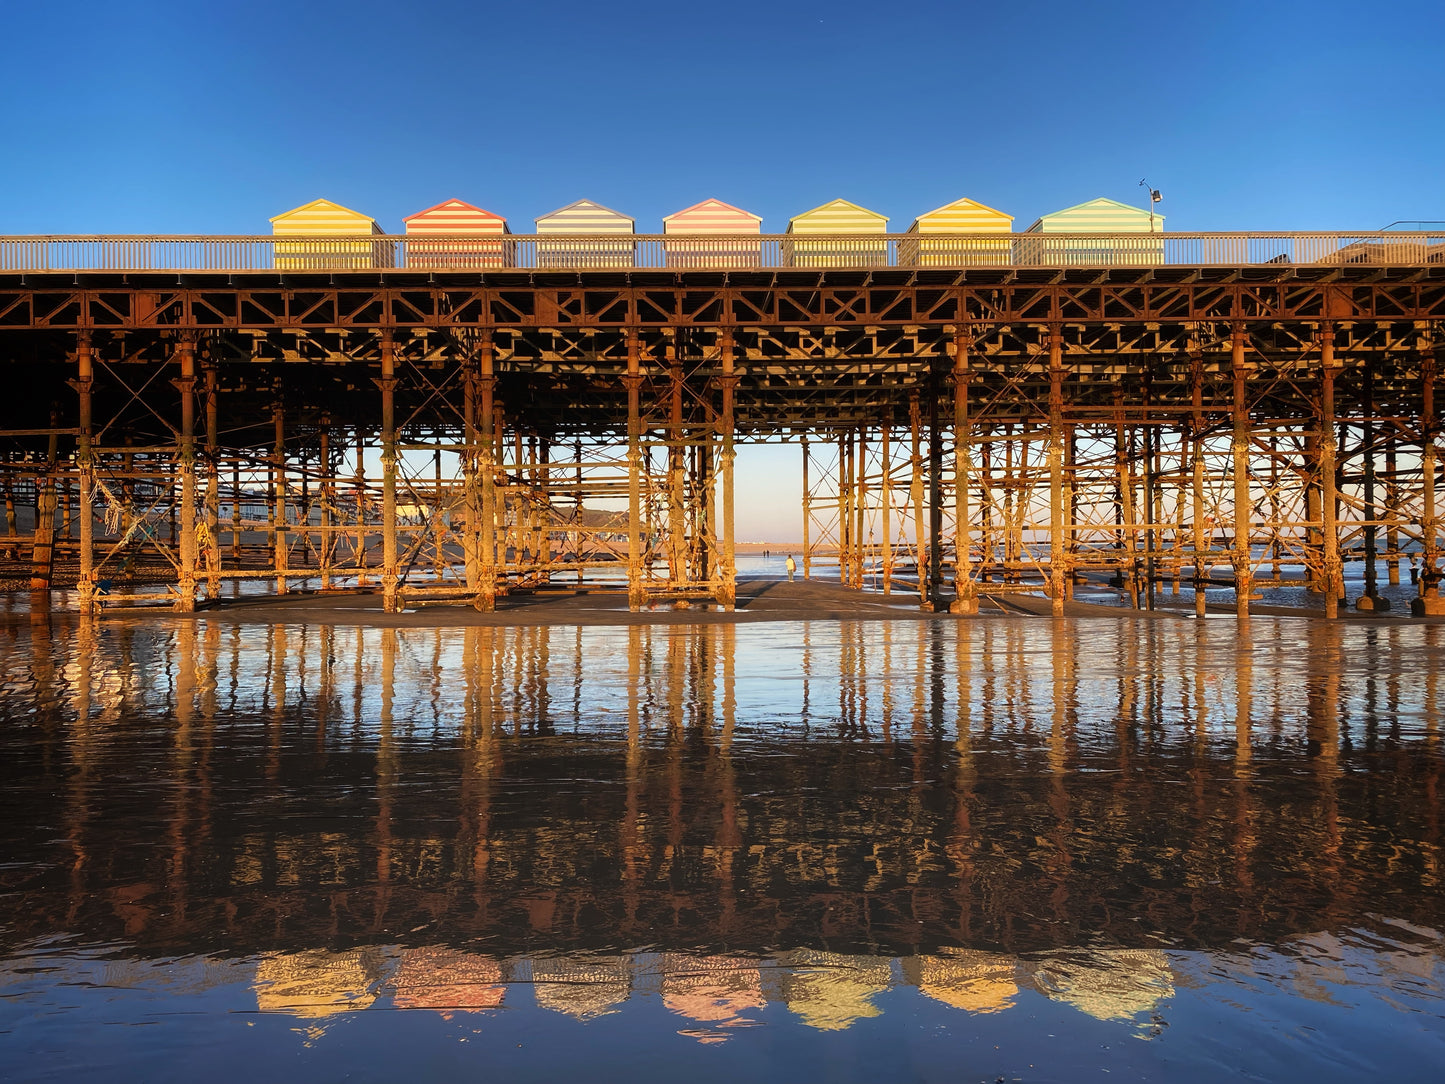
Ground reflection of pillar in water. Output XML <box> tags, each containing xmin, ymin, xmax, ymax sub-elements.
<box><xmin>375</xmin><ymin>628</ymin><xmax>398</xmax><ymax>921</ymax></box>
<box><xmin>532</xmin><ymin>955</ymin><xmax>630</xmax><ymax>1019</ymax></box>
<box><xmin>902</xmin><ymin>950</ymin><xmax>1017</xmax><ymax>1014</ymax></box>
<box><xmin>392</xmin><ymin>947</ymin><xmax>505</xmax><ymax>1015</ymax></box>
<box><xmin>661</xmin><ymin>953</ymin><xmax>764</xmax><ymax>1042</ymax></box>
<box><xmin>781</xmin><ymin>949</ymin><xmax>891</xmax><ymax>1031</ymax></box>
<box><xmin>1029</xmin><ymin>948</ymin><xmax>1174</xmax><ymax>1023</ymax></box>
<box><xmin>1305</xmin><ymin>620</ymin><xmax>1343</xmax><ymax>897</ymax></box>
<box><xmin>622</xmin><ymin>625</ymin><xmax>644</xmax><ymax>931</ymax></box>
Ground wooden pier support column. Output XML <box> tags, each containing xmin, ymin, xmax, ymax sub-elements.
<box><xmin>1231</xmin><ymin>328</ymin><xmax>1253</xmax><ymax>620</ymax></box>
<box><xmin>475</xmin><ymin>335</ymin><xmax>497</xmax><ymax>612</ymax></box>
<box><xmin>175</xmin><ymin>335</ymin><xmax>198</xmax><ymax>612</ymax></box>
<box><xmin>880</xmin><ymin>424</ymin><xmax>893</xmax><ymax>594</ymax></box>
<box><xmin>1385</xmin><ymin>444</ymin><xmax>1400</xmax><ymax>586</ymax></box>
<box><xmin>625</xmin><ymin>331</ymin><xmax>645</xmax><ymax>609</ymax></box>
<box><xmin>909</xmin><ymin>392</ymin><xmax>927</xmax><ymax>605</ymax></box>
<box><xmin>667</xmin><ymin>343</ymin><xmax>686</xmax><ymax>586</ymax></box>
<box><xmin>1113</xmin><ymin>393</ymin><xmax>1139</xmax><ymax>608</ymax></box>
<box><xmin>837</xmin><ymin>431</ymin><xmax>850</xmax><ymax>586</ymax></box>
<box><xmin>462</xmin><ymin>353</ymin><xmax>481</xmax><ymax>593</ymax></box>
<box><xmin>29</xmin><ymin>405</ymin><xmax>59</xmax><ymax>595</ymax></box>
<box><xmin>1189</xmin><ymin>348</ymin><xmax>1207</xmax><ymax>618</ymax></box>
<box><xmin>1319</xmin><ymin>329</ymin><xmax>1343</xmax><ymax>617</ymax></box>
<box><xmin>203</xmin><ymin>358</ymin><xmax>220</xmax><ymax>600</ymax></box>
<box><xmin>716</xmin><ymin>331</ymin><xmax>737</xmax><ymax>611</ymax></box>
<box><xmin>1048</xmin><ymin>332</ymin><xmax>1066</xmax><ymax>616</ymax></box>
<box><xmin>951</xmin><ymin>330</ymin><xmax>977</xmax><ymax>614</ymax></box>
<box><xmin>75</xmin><ymin>334</ymin><xmax>95</xmax><ymax>613</ymax></box>
<box><xmin>318</xmin><ymin>415</ymin><xmax>333</xmax><ymax>591</ymax></box>
<box><xmin>1420</xmin><ymin>353</ymin><xmax>1441</xmax><ymax>612</ymax></box>
<box><xmin>270</xmin><ymin>381</ymin><xmax>287</xmax><ymax>597</ymax></box>
<box><xmin>801</xmin><ymin>437</ymin><xmax>811</xmax><ymax>580</ymax></box>
<box><xmin>380</xmin><ymin>333</ymin><xmax>400</xmax><ymax>613</ymax></box>
<box><xmin>1360</xmin><ymin>364</ymin><xmax>1380</xmax><ymax>607</ymax></box>
<box><xmin>927</xmin><ymin>356</ymin><xmax>946</xmax><ymax>611</ymax></box>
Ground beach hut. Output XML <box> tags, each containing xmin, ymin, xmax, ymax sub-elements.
<box><xmin>900</xmin><ymin>197</ymin><xmax>1013</xmax><ymax>268</ymax></box>
<box><xmin>1016</xmin><ymin>197</ymin><xmax>1164</xmax><ymax>267</ymax></box>
<box><xmin>534</xmin><ymin>199</ymin><xmax>635</xmax><ymax>269</ymax></box>
<box><xmin>784</xmin><ymin>199</ymin><xmax>889</xmax><ymax>268</ymax></box>
<box><xmin>270</xmin><ymin>198</ymin><xmax>392</xmax><ymax>270</ymax></box>
<box><xmin>662</xmin><ymin>198</ymin><xmax>763</xmax><ymax>269</ymax></box>
<box><xmin>403</xmin><ymin>198</ymin><xmax>510</xmax><ymax>269</ymax></box>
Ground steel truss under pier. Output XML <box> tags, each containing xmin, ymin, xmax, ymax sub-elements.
<box><xmin>2</xmin><ymin>261</ymin><xmax>1443</xmax><ymax>617</ymax></box>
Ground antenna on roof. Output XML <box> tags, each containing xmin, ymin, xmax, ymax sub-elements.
<box><xmin>1139</xmin><ymin>179</ymin><xmax>1163</xmax><ymax>232</ymax></box>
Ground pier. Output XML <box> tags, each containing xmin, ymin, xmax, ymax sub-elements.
<box><xmin>2</xmin><ymin>229</ymin><xmax>1443</xmax><ymax>618</ymax></box>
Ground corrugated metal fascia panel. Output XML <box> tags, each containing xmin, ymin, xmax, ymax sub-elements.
<box><xmin>909</xmin><ymin>198</ymin><xmax>1013</xmax><ymax>233</ymax></box>
<box><xmin>270</xmin><ymin>199</ymin><xmax>380</xmax><ymax>235</ymax></box>
<box><xmin>535</xmin><ymin>199</ymin><xmax>635</xmax><ymax>234</ymax></box>
<box><xmin>788</xmin><ymin>199</ymin><xmax>888</xmax><ymax>234</ymax></box>
<box><xmin>662</xmin><ymin>198</ymin><xmax>763</xmax><ymax>234</ymax></box>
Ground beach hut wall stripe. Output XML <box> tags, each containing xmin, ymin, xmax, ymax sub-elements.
<box><xmin>787</xmin><ymin>199</ymin><xmax>888</xmax><ymax>234</ymax></box>
<box><xmin>270</xmin><ymin>198</ymin><xmax>383</xmax><ymax>235</ymax></box>
<box><xmin>535</xmin><ymin>199</ymin><xmax>635</xmax><ymax>234</ymax></box>
<box><xmin>663</xmin><ymin>199</ymin><xmax>763</xmax><ymax>235</ymax></box>
<box><xmin>403</xmin><ymin>199</ymin><xmax>509</xmax><ymax>234</ymax></box>
<box><xmin>1025</xmin><ymin>197</ymin><xmax>1162</xmax><ymax>233</ymax></box>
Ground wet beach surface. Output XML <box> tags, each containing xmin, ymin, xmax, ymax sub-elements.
<box><xmin>1</xmin><ymin>602</ymin><xmax>1442</xmax><ymax>1082</ymax></box>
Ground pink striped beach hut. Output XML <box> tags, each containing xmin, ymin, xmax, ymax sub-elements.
<box><xmin>662</xmin><ymin>198</ymin><xmax>763</xmax><ymax>268</ymax></box>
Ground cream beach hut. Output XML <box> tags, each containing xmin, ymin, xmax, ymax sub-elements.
<box><xmin>784</xmin><ymin>199</ymin><xmax>889</xmax><ymax>268</ymax></box>
<box><xmin>662</xmin><ymin>198</ymin><xmax>763</xmax><ymax>269</ymax></box>
<box><xmin>1016</xmin><ymin>197</ymin><xmax>1164</xmax><ymax>267</ymax></box>
<box><xmin>534</xmin><ymin>199</ymin><xmax>635</xmax><ymax>269</ymax></box>
<box><xmin>900</xmin><ymin>197</ymin><xmax>1013</xmax><ymax>267</ymax></box>
<box><xmin>270</xmin><ymin>198</ymin><xmax>392</xmax><ymax>270</ymax></box>
<box><xmin>403</xmin><ymin>199</ymin><xmax>510</xmax><ymax>269</ymax></box>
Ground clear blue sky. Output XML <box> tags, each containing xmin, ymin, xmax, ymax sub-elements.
<box><xmin>7</xmin><ymin>0</ymin><xmax>1442</xmax><ymax>234</ymax></box>
<box><xmin>8</xmin><ymin>0</ymin><xmax>1443</xmax><ymax>540</ymax></box>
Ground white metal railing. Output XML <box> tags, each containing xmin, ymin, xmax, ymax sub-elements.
<box><xmin>0</xmin><ymin>232</ymin><xmax>1441</xmax><ymax>273</ymax></box>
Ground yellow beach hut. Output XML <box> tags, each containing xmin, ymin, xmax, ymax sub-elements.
<box><xmin>403</xmin><ymin>198</ymin><xmax>510</xmax><ymax>269</ymax></box>
<box><xmin>662</xmin><ymin>198</ymin><xmax>763</xmax><ymax>269</ymax></box>
<box><xmin>784</xmin><ymin>199</ymin><xmax>889</xmax><ymax>268</ymax></box>
<box><xmin>1015</xmin><ymin>197</ymin><xmax>1164</xmax><ymax>267</ymax></box>
<box><xmin>270</xmin><ymin>198</ymin><xmax>392</xmax><ymax>271</ymax></box>
<box><xmin>900</xmin><ymin>197</ymin><xmax>1013</xmax><ymax>267</ymax></box>
<box><xmin>535</xmin><ymin>199</ymin><xmax>635</xmax><ymax>269</ymax></box>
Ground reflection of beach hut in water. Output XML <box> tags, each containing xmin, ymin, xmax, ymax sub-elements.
<box><xmin>403</xmin><ymin>199</ymin><xmax>510</xmax><ymax>269</ymax></box>
<box><xmin>1016</xmin><ymin>197</ymin><xmax>1164</xmax><ymax>267</ymax></box>
<box><xmin>660</xmin><ymin>953</ymin><xmax>766</xmax><ymax>1043</ymax></box>
<box><xmin>901</xmin><ymin>950</ymin><xmax>1018</xmax><ymax>1014</ymax></box>
<box><xmin>532</xmin><ymin>954</ymin><xmax>630</xmax><ymax>1018</ymax></box>
<box><xmin>535</xmin><ymin>199</ymin><xmax>635</xmax><ymax>269</ymax></box>
<box><xmin>662</xmin><ymin>199</ymin><xmax>763</xmax><ymax>269</ymax></box>
<box><xmin>1028</xmin><ymin>948</ymin><xmax>1174</xmax><ymax>1022</ymax></box>
<box><xmin>900</xmin><ymin>197</ymin><xmax>1013</xmax><ymax>268</ymax></box>
<box><xmin>254</xmin><ymin>949</ymin><xmax>380</xmax><ymax>1018</ymax></box>
<box><xmin>392</xmin><ymin>947</ymin><xmax>505</xmax><ymax>1015</ymax></box>
<box><xmin>781</xmin><ymin>949</ymin><xmax>892</xmax><ymax>1031</ymax></box>
<box><xmin>271</xmin><ymin>198</ymin><xmax>393</xmax><ymax>270</ymax></box>
<box><xmin>784</xmin><ymin>199</ymin><xmax>889</xmax><ymax>268</ymax></box>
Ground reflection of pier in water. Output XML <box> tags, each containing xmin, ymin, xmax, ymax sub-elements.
<box><xmin>1</xmin><ymin>614</ymin><xmax>1441</xmax><ymax>956</ymax></box>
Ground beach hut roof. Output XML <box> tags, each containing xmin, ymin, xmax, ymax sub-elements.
<box><xmin>910</xmin><ymin>196</ymin><xmax>1012</xmax><ymax>230</ymax></box>
<box><xmin>789</xmin><ymin>198</ymin><xmax>889</xmax><ymax>228</ymax></box>
<box><xmin>535</xmin><ymin>199</ymin><xmax>634</xmax><ymax>228</ymax></box>
<box><xmin>1027</xmin><ymin>197</ymin><xmax>1162</xmax><ymax>231</ymax></box>
<box><xmin>663</xmin><ymin>198</ymin><xmax>763</xmax><ymax>226</ymax></box>
<box><xmin>403</xmin><ymin>198</ymin><xmax>508</xmax><ymax>227</ymax></box>
<box><xmin>269</xmin><ymin>198</ymin><xmax>377</xmax><ymax>228</ymax></box>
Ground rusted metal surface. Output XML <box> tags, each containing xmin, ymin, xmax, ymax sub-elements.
<box><xmin>0</xmin><ymin>257</ymin><xmax>1441</xmax><ymax>617</ymax></box>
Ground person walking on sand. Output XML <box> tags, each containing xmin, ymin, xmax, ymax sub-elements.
<box><xmin>785</xmin><ymin>554</ymin><xmax>796</xmax><ymax>582</ymax></box>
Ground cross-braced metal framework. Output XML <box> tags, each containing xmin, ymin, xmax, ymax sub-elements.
<box><xmin>2</xmin><ymin>254</ymin><xmax>1443</xmax><ymax>618</ymax></box>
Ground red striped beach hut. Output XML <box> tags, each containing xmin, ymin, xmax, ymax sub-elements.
<box><xmin>403</xmin><ymin>199</ymin><xmax>510</xmax><ymax>269</ymax></box>
<box><xmin>662</xmin><ymin>198</ymin><xmax>763</xmax><ymax>268</ymax></box>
